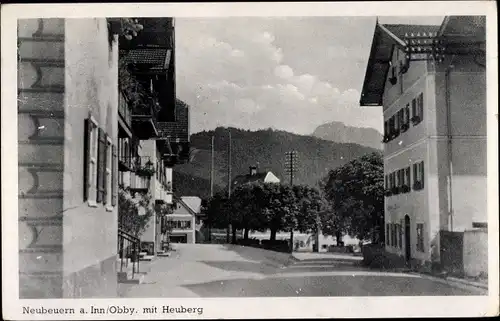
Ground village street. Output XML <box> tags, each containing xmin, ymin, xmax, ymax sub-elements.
<box><xmin>118</xmin><ymin>244</ymin><xmax>484</xmax><ymax>298</ymax></box>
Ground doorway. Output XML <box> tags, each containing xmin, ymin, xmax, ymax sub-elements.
<box><xmin>404</xmin><ymin>215</ymin><xmax>411</xmax><ymax>263</ymax></box>
<box><xmin>170</xmin><ymin>235</ymin><xmax>187</xmax><ymax>243</ymax></box>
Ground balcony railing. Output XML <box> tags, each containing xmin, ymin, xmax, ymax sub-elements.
<box><xmin>119</xmin><ymin>92</ymin><xmax>132</xmax><ymax>129</ymax></box>
<box><xmin>131</xmin><ymin>102</ymin><xmax>160</xmax><ymax>140</ymax></box>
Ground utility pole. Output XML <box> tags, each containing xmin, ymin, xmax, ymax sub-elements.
<box><xmin>284</xmin><ymin>150</ymin><xmax>298</xmax><ymax>185</ymax></box>
<box><xmin>284</xmin><ymin>151</ymin><xmax>298</xmax><ymax>253</ymax></box>
<box><xmin>226</xmin><ymin>129</ymin><xmax>232</xmax><ymax>243</ymax></box>
<box><xmin>209</xmin><ymin>135</ymin><xmax>214</xmax><ymax>242</ymax></box>
<box><xmin>210</xmin><ymin>135</ymin><xmax>214</xmax><ymax>198</ymax></box>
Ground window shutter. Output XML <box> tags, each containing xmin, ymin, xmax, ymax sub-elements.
<box><xmin>405</xmin><ymin>105</ymin><xmax>410</xmax><ymax>124</ymax></box>
<box><xmin>413</xmin><ymin>164</ymin><xmax>417</xmax><ymax>187</ymax></box>
<box><xmin>83</xmin><ymin>119</ymin><xmax>91</xmax><ymax>201</ymax></box>
<box><xmin>419</xmin><ymin>93</ymin><xmax>424</xmax><ymax>119</ymax></box>
<box><xmin>112</xmin><ymin>144</ymin><xmax>117</xmax><ymax>206</ymax></box>
<box><xmin>420</xmin><ymin>162</ymin><xmax>425</xmax><ymax>188</ymax></box>
<box><xmin>412</xmin><ymin>99</ymin><xmax>417</xmax><ymax>118</ymax></box>
<box><xmin>97</xmin><ymin>128</ymin><xmax>106</xmax><ymax>203</ymax></box>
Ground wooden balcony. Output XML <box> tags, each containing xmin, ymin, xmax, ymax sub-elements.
<box><xmin>132</xmin><ymin>103</ymin><xmax>159</xmax><ymax>140</ymax></box>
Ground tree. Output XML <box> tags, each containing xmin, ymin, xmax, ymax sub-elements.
<box><xmin>204</xmin><ymin>192</ymin><xmax>232</xmax><ymax>230</ymax></box>
<box><xmin>321</xmin><ymin>152</ymin><xmax>384</xmax><ymax>243</ymax></box>
<box><xmin>230</xmin><ymin>183</ymin><xmax>268</xmax><ymax>241</ymax></box>
<box><xmin>118</xmin><ymin>188</ymin><xmax>155</xmax><ymax>237</ymax></box>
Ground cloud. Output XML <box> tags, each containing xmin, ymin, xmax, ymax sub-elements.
<box><xmin>175</xmin><ymin>18</ymin><xmax>384</xmax><ymax>135</ymax></box>
<box><xmin>274</xmin><ymin>65</ymin><xmax>294</xmax><ymax>79</ymax></box>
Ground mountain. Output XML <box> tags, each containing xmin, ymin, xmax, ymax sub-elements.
<box><xmin>173</xmin><ymin>126</ymin><xmax>379</xmax><ymax>199</ymax></box>
<box><xmin>312</xmin><ymin>121</ymin><xmax>383</xmax><ymax>150</ymax></box>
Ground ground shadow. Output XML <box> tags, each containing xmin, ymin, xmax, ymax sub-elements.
<box><xmin>200</xmin><ymin>260</ymin><xmax>279</xmax><ymax>275</ymax></box>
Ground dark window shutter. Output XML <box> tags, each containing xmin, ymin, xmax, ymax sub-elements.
<box><xmin>97</xmin><ymin>128</ymin><xmax>106</xmax><ymax>204</ymax></box>
<box><xmin>112</xmin><ymin>144</ymin><xmax>117</xmax><ymax>206</ymax></box>
<box><xmin>412</xmin><ymin>99</ymin><xmax>417</xmax><ymax>118</ymax></box>
<box><xmin>83</xmin><ymin>118</ymin><xmax>92</xmax><ymax>201</ymax></box>
<box><xmin>419</xmin><ymin>93</ymin><xmax>424</xmax><ymax>119</ymax></box>
<box><xmin>413</xmin><ymin>164</ymin><xmax>417</xmax><ymax>187</ymax></box>
<box><xmin>421</xmin><ymin>162</ymin><xmax>425</xmax><ymax>188</ymax></box>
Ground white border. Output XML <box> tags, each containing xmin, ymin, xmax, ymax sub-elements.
<box><xmin>2</xmin><ymin>1</ymin><xmax>498</xmax><ymax>319</ymax></box>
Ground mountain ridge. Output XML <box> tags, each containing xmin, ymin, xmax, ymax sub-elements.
<box><xmin>312</xmin><ymin>121</ymin><xmax>383</xmax><ymax>150</ymax></box>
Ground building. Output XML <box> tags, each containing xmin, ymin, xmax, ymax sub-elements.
<box><xmin>117</xmin><ymin>18</ymin><xmax>190</xmax><ymax>257</ymax></box>
<box><xmin>18</xmin><ymin>18</ymin><xmax>120</xmax><ymax>298</ymax></box>
<box><xmin>360</xmin><ymin>16</ymin><xmax>487</xmax><ymax>275</ymax></box>
<box><xmin>18</xmin><ymin>17</ymin><xmax>188</xmax><ymax>298</ymax></box>
<box><xmin>164</xmin><ymin>196</ymin><xmax>202</xmax><ymax>244</ymax></box>
<box><xmin>232</xmin><ymin>166</ymin><xmax>280</xmax><ymax>188</ymax></box>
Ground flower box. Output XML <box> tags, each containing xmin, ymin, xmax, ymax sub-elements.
<box><xmin>411</xmin><ymin>116</ymin><xmax>421</xmax><ymax>125</ymax></box>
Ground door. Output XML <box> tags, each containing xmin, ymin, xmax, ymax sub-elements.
<box><xmin>404</xmin><ymin>215</ymin><xmax>411</xmax><ymax>263</ymax></box>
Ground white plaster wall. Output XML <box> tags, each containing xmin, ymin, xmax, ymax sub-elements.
<box><xmin>62</xmin><ymin>18</ymin><xmax>118</xmax><ymax>274</ymax></box>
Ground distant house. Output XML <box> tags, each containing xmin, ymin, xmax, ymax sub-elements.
<box><xmin>165</xmin><ymin>196</ymin><xmax>201</xmax><ymax>244</ymax></box>
<box><xmin>232</xmin><ymin>166</ymin><xmax>280</xmax><ymax>188</ymax></box>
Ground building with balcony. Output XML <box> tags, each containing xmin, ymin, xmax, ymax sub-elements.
<box><xmin>360</xmin><ymin>16</ymin><xmax>487</xmax><ymax>276</ymax></box>
<box><xmin>18</xmin><ymin>18</ymin><xmax>120</xmax><ymax>298</ymax></box>
<box><xmin>117</xmin><ymin>18</ymin><xmax>189</xmax><ymax>258</ymax></box>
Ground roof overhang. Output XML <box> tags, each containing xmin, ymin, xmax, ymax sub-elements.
<box><xmin>360</xmin><ymin>23</ymin><xmax>402</xmax><ymax>107</ymax></box>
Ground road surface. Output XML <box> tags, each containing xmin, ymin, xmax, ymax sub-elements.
<box><xmin>118</xmin><ymin>244</ymin><xmax>484</xmax><ymax>298</ymax></box>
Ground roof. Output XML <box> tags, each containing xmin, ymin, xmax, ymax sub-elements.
<box><xmin>232</xmin><ymin>172</ymin><xmax>278</xmax><ymax>187</ymax></box>
<box><xmin>157</xmin><ymin>100</ymin><xmax>189</xmax><ymax>142</ymax></box>
<box><xmin>359</xmin><ymin>23</ymin><xmax>441</xmax><ymax>107</ymax></box>
<box><xmin>171</xmin><ymin>196</ymin><xmax>198</xmax><ymax>216</ymax></box>
<box><xmin>120</xmin><ymin>47</ymin><xmax>171</xmax><ymax>70</ymax></box>
<box><xmin>181</xmin><ymin>196</ymin><xmax>202</xmax><ymax>214</ymax></box>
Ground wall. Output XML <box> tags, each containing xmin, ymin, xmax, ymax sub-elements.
<box><xmin>433</xmin><ymin>57</ymin><xmax>487</xmax><ymax>232</ymax></box>
<box><xmin>139</xmin><ymin>140</ymin><xmax>157</xmax><ymax>245</ymax></box>
<box><xmin>62</xmin><ymin>18</ymin><xmax>119</xmax><ymax>298</ymax></box>
<box><xmin>18</xmin><ymin>18</ymin><xmax>66</xmax><ymax>299</ymax></box>
<box><xmin>382</xmin><ymin>47</ymin><xmax>434</xmax><ymax>264</ymax></box>
<box><xmin>463</xmin><ymin>229</ymin><xmax>488</xmax><ymax>277</ymax></box>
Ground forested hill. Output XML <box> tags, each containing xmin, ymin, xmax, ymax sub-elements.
<box><xmin>173</xmin><ymin>127</ymin><xmax>378</xmax><ymax>199</ymax></box>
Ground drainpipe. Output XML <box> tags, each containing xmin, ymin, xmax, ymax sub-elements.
<box><xmin>445</xmin><ymin>56</ymin><xmax>456</xmax><ymax>232</ymax></box>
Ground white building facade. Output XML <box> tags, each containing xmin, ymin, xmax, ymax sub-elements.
<box><xmin>360</xmin><ymin>16</ymin><xmax>487</xmax><ymax>273</ymax></box>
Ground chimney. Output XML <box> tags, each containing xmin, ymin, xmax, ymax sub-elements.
<box><xmin>249</xmin><ymin>166</ymin><xmax>257</xmax><ymax>176</ymax></box>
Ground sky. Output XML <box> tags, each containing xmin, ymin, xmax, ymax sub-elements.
<box><xmin>175</xmin><ymin>16</ymin><xmax>444</xmax><ymax>135</ymax></box>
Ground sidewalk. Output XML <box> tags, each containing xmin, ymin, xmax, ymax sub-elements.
<box><xmin>118</xmin><ymin>244</ymin><xmax>277</xmax><ymax>298</ymax></box>
<box><xmin>292</xmin><ymin>252</ymin><xmax>363</xmax><ymax>262</ymax></box>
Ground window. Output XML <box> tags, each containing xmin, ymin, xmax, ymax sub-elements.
<box><xmin>416</xmin><ymin>223</ymin><xmax>424</xmax><ymax>252</ymax></box>
<box><xmin>411</xmin><ymin>93</ymin><xmax>424</xmax><ymax>125</ymax></box>
<box><xmin>388</xmin><ymin>224</ymin><xmax>393</xmax><ymax>246</ymax></box>
<box><xmin>172</xmin><ymin>220</ymin><xmax>192</xmax><ymax>229</ymax></box>
<box><xmin>386</xmin><ymin>224</ymin><xmax>390</xmax><ymax>245</ymax></box>
<box><xmin>389</xmin><ymin>116</ymin><xmax>396</xmax><ymax>139</ymax></box>
<box><xmin>396</xmin><ymin>224</ymin><xmax>402</xmax><ymax>248</ymax></box>
<box><xmin>105</xmin><ymin>137</ymin><xmax>113</xmax><ymax>207</ymax></box>
<box><xmin>383</xmin><ymin>121</ymin><xmax>389</xmax><ymax>142</ymax></box>
<box><xmin>413</xmin><ymin>161</ymin><xmax>425</xmax><ymax>190</ymax></box>
<box><xmin>84</xmin><ymin>117</ymin><xmax>99</xmax><ymax>205</ymax></box>
<box><xmin>401</xmin><ymin>104</ymin><xmax>410</xmax><ymax>132</ymax></box>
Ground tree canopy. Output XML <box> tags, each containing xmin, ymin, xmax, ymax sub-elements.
<box><xmin>320</xmin><ymin>152</ymin><xmax>384</xmax><ymax>243</ymax></box>
<box><xmin>203</xmin><ymin>182</ymin><xmax>325</xmax><ymax>242</ymax></box>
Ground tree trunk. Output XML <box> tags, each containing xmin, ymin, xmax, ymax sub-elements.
<box><xmin>336</xmin><ymin>230</ymin><xmax>342</xmax><ymax>246</ymax></box>
<box><xmin>226</xmin><ymin>225</ymin><xmax>230</xmax><ymax>243</ymax></box>
<box><xmin>290</xmin><ymin>230</ymin><xmax>294</xmax><ymax>253</ymax></box>
<box><xmin>231</xmin><ymin>225</ymin><xmax>237</xmax><ymax>244</ymax></box>
<box><xmin>244</xmin><ymin>228</ymin><xmax>249</xmax><ymax>240</ymax></box>
<box><xmin>270</xmin><ymin>229</ymin><xmax>277</xmax><ymax>241</ymax></box>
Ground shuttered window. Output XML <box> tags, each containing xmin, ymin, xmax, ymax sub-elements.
<box><xmin>96</xmin><ymin>128</ymin><xmax>107</xmax><ymax>204</ymax></box>
<box><xmin>105</xmin><ymin>136</ymin><xmax>113</xmax><ymax>206</ymax></box>
<box><xmin>413</xmin><ymin>161</ymin><xmax>425</xmax><ymax>190</ymax></box>
<box><xmin>84</xmin><ymin>117</ymin><xmax>99</xmax><ymax>205</ymax></box>
<box><xmin>112</xmin><ymin>144</ymin><xmax>117</xmax><ymax>206</ymax></box>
